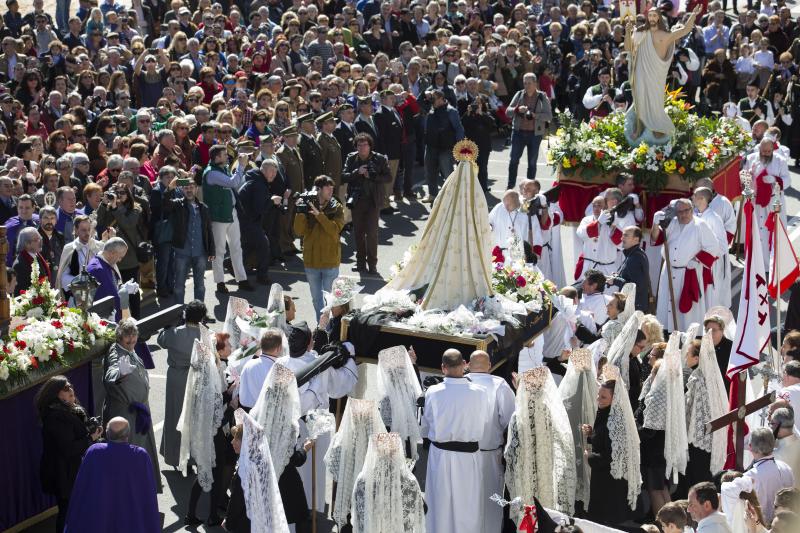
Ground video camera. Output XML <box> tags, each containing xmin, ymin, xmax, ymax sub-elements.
<box><xmin>657</xmin><ymin>203</ymin><xmax>678</xmax><ymax>229</ymax></box>
<box><xmin>604</xmin><ymin>195</ymin><xmax>635</xmax><ymax>225</ymax></box>
<box><xmin>294</xmin><ymin>190</ymin><xmax>319</xmax><ymax>215</ymax></box>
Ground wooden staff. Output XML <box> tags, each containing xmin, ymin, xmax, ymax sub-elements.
<box><xmin>311</xmin><ymin>441</ymin><xmax>317</xmax><ymax>533</ymax></box>
<box><xmin>660</xmin><ymin>228</ymin><xmax>679</xmax><ymax>332</ymax></box>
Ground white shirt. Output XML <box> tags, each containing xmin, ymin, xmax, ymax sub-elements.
<box><xmin>744</xmin><ymin>456</ymin><xmax>795</xmax><ymax>523</ymax></box>
<box><xmin>696</xmin><ymin>511</ymin><xmax>732</xmax><ymax>533</ymax></box>
<box><xmin>279</xmin><ymin>351</ymin><xmax>358</xmax><ymax>414</ymax></box>
<box><xmin>577</xmin><ymin>292</ymin><xmax>610</xmax><ymax>332</ymax></box>
<box><xmin>774</xmin><ymin>433</ymin><xmax>800</xmax><ymax>489</ymax></box>
<box><xmin>779</xmin><ymin>383</ymin><xmax>800</xmax><ymax>433</ymax></box>
<box><xmin>237</xmin><ymin>353</ymin><xmax>276</xmax><ymax>409</ymax></box>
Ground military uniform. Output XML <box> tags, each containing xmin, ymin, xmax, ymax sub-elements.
<box><xmin>276</xmin><ymin>142</ymin><xmax>304</xmax><ymax>254</ymax></box>
<box><xmin>299</xmin><ymin>133</ymin><xmax>324</xmax><ymax>190</ymax></box>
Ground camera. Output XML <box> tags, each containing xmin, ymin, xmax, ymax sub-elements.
<box><xmin>658</xmin><ymin>204</ymin><xmax>677</xmax><ymax>229</ymax></box>
<box><xmin>85</xmin><ymin>416</ymin><xmax>102</xmax><ymax>435</ymax></box>
<box><xmin>525</xmin><ymin>109</ymin><xmax>534</xmax><ymax>120</ymax></box>
<box><xmin>104</xmin><ymin>191</ymin><xmax>116</xmax><ymax>202</ymax></box>
<box><xmin>294</xmin><ymin>190</ymin><xmax>319</xmax><ymax>215</ymax></box>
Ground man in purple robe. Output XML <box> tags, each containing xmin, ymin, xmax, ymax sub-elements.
<box><xmin>86</xmin><ymin>237</ymin><xmax>128</xmax><ymax>322</ymax></box>
<box><xmin>64</xmin><ymin>417</ymin><xmax>160</xmax><ymax>533</ymax></box>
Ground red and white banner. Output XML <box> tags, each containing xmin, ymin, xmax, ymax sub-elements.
<box><xmin>727</xmin><ymin>198</ymin><xmax>770</xmax><ymax>381</ymax></box>
<box><xmin>768</xmin><ymin>212</ymin><xmax>800</xmax><ymax>299</ymax></box>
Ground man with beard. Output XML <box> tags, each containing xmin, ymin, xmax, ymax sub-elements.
<box><xmin>37</xmin><ymin>206</ymin><xmax>64</xmax><ymax>287</ymax></box>
<box><xmin>626</xmin><ymin>6</ymin><xmax>702</xmax><ymax>142</ymax></box>
<box><xmin>744</xmin><ymin>136</ymin><xmax>790</xmax><ymax>270</ymax></box>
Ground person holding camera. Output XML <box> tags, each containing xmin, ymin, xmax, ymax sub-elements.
<box><xmin>240</xmin><ymin>158</ymin><xmax>285</xmax><ymax>284</ymax></box>
<box><xmin>202</xmin><ymin>144</ymin><xmax>252</xmax><ymax>294</ymax></box>
<box><xmin>35</xmin><ymin>375</ymin><xmax>103</xmax><ymax>533</ymax></box>
<box><xmin>96</xmin><ymin>182</ymin><xmax>147</xmax><ymax>318</ymax></box>
<box><xmin>342</xmin><ymin>133</ymin><xmax>392</xmax><ymax>274</ymax></box>
<box><xmin>162</xmin><ymin>175</ymin><xmax>215</xmax><ymax>304</ymax></box>
<box><xmin>581</xmin><ymin>67</ymin><xmax>615</xmax><ymax>119</ymax></box>
<box><xmin>461</xmin><ymin>95</ymin><xmax>495</xmax><ymax>193</ymax></box>
<box><xmin>506</xmin><ymin>72</ymin><xmax>552</xmax><ymax>189</ymax></box>
<box><xmin>294</xmin><ymin>175</ymin><xmax>345</xmax><ymax>318</ymax></box>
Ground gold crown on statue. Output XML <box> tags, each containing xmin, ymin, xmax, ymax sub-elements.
<box><xmin>453</xmin><ymin>139</ymin><xmax>479</xmax><ymax>163</ymax></box>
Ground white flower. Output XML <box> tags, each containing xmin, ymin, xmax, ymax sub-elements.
<box><xmin>0</xmin><ymin>363</ymin><xmax>8</xmax><ymax>381</ymax></box>
<box><xmin>26</xmin><ymin>307</ymin><xmax>43</xmax><ymax>319</ymax></box>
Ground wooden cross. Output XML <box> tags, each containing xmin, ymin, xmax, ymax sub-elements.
<box><xmin>705</xmin><ymin>371</ymin><xmax>776</xmax><ymax>471</ymax></box>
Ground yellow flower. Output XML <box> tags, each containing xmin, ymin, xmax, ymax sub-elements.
<box><xmin>605</xmin><ymin>140</ymin><xmax>618</xmax><ymax>150</ymax></box>
<box><xmin>694</xmin><ymin>136</ymin><xmax>705</xmax><ymax>144</ymax></box>
<box><xmin>562</xmin><ymin>156</ymin><xmax>571</xmax><ymax>169</ymax></box>
<box><xmin>556</xmin><ymin>128</ymin><xmax>565</xmax><ymax>137</ymax></box>
<box><xmin>694</xmin><ymin>161</ymin><xmax>705</xmax><ymax>171</ymax></box>
<box><xmin>636</xmin><ymin>144</ymin><xmax>648</xmax><ymax>156</ymax></box>
<box><xmin>663</xmin><ymin>159</ymin><xmax>677</xmax><ymax>173</ymax></box>
<box><xmin>546</xmin><ymin>151</ymin><xmax>554</xmax><ymax>164</ymax></box>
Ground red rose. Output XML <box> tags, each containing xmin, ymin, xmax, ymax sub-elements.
<box><xmin>14</xmin><ymin>340</ymin><xmax>26</xmax><ymax>350</ymax></box>
<box><xmin>15</xmin><ymin>325</ymin><xmax>25</xmax><ymax>332</ymax></box>
<box><xmin>50</xmin><ymin>349</ymin><xmax>58</xmax><ymax>360</ymax></box>
<box><xmin>515</xmin><ymin>275</ymin><xmax>527</xmax><ymax>288</ymax></box>
<box><xmin>19</xmin><ymin>290</ymin><xmax>25</xmax><ymax>295</ymax></box>
<box><xmin>29</xmin><ymin>356</ymin><xmax>38</xmax><ymax>369</ymax></box>
<box><xmin>2</xmin><ymin>345</ymin><xmax>9</xmax><ymax>354</ymax></box>
<box><xmin>51</xmin><ymin>320</ymin><xmax>63</xmax><ymax>329</ymax></box>
<box><xmin>595</xmin><ymin>150</ymin><xmax>604</xmax><ymax>160</ymax></box>
<box><xmin>99</xmin><ymin>320</ymin><xmax>109</xmax><ymax>327</ymax></box>
<box><xmin>31</xmin><ymin>296</ymin><xmax>44</xmax><ymax>306</ymax></box>
<box><xmin>38</xmin><ymin>276</ymin><xmax>47</xmax><ymax>284</ymax></box>
<box><xmin>491</xmin><ymin>246</ymin><xmax>505</xmax><ymax>264</ymax></box>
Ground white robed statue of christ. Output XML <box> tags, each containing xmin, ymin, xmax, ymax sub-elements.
<box><xmin>624</xmin><ymin>6</ymin><xmax>701</xmax><ymax>146</ymax></box>
<box><xmin>386</xmin><ymin>140</ymin><xmax>493</xmax><ymax>310</ymax></box>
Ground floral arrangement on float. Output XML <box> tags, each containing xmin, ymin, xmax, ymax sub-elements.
<box><xmin>367</xmin><ymin>239</ymin><xmax>555</xmax><ymax>338</ymax></box>
<box><xmin>0</xmin><ymin>263</ymin><xmax>115</xmax><ymax>386</ymax></box>
<box><xmin>548</xmin><ymin>88</ymin><xmax>751</xmax><ymax>191</ymax></box>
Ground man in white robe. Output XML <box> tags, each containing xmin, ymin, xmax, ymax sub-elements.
<box><xmin>519</xmin><ymin>180</ymin><xmax>556</xmax><ymax>281</ymax></box>
<box><xmin>279</xmin><ymin>322</ymin><xmax>358</xmax><ymax>513</ymax></box>
<box><xmin>421</xmin><ymin>349</ymin><xmax>489</xmax><ymax>533</ymax></box>
<box><xmin>651</xmin><ymin>199</ymin><xmax>722</xmax><ymax>332</ymax></box>
<box><xmin>576</xmin><ymin>269</ymin><xmax>612</xmax><ymax>339</ymax></box>
<box><xmin>467</xmin><ymin>350</ymin><xmax>516</xmax><ymax>533</ymax></box>
<box><xmin>744</xmin><ymin>137</ymin><xmax>791</xmax><ymax>272</ymax></box>
<box><xmin>693</xmin><ymin>187</ymin><xmax>731</xmax><ymax>309</ymax></box>
<box><xmin>576</xmin><ymin>196</ymin><xmax>623</xmax><ymax>280</ymax></box>
<box><xmin>488</xmin><ymin>190</ymin><xmax>532</xmax><ymax>252</ymax></box>
<box><xmin>695</xmin><ymin>178</ymin><xmax>737</xmax><ymax>246</ymax></box>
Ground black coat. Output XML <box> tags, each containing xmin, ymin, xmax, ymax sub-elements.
<box><xmin>225</xmin><ymin>469</ymin><xmax>250</xmax><ymax>533</ymax></box>
<box><xmin>13</xmin><ymin>251</ymin><xmax>50</xmax><ymax>296</ymax></box>
<box><xmin>39</xmin><ymin>403</ymin><xmax>93</xmax><ymax>500</ymax></box>
<box><xmin>279</xmin><ymin>449</ymin><xmax>310</xmax><ymax>524</ymax></box>
<box><xmin>0</xmin><ymin>197</ymin><xmax>16</xmax><ymax>225</ymax></box>
<box><xmin>462</xmin><ymin>111</ymin><xmax>494</xmax><ymax>152</ymax></box>
<box><xmin>161</xmin><ymin>195</ymin><xmax>215</xmax><ymax>254</ymax></box>
<box><xmin>610</xmin><ymin>245</ymin><xmax>650</xmax><ymax>312</ymax></box>
<box><xmin>373</xmin><ymin>105</ymin><xmax>404</xmax><ymax>160</ymax></box>
<box><xmin>299</xmin><ymin>133</ymin><xmax>324</xmax><ymax>189</ymax></box>
<box><xmin>239</xmin><ymin>169</ymin><xmax>278</xmax><ymax>229</ymax></box>
<box><xmin>342</xmin><ymin>151</ymin><xmax>392</xmax><ymax>210</ymax></box>
<box><xmin>587</xmin><ymin>407</ymin><xmax>631</xmax><ymax>526</ymax></box>
<box><xmin>333</xmin><ymin>122</ymin><xmax>357</xmax><ymax>159</ymax></box>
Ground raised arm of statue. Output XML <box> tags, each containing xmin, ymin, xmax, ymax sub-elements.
<box><xmin>669</xmin><ymin>6</ymin><xmax>702</xmax><ymax>43</ymax></box>
<box><xmin>625</xmin><ymin>19</ymin><xmax>635</xmax><ymax>53</ymax></box>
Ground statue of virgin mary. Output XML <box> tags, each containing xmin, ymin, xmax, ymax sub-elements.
<box><xmin>385</xmin><ymin>140</ymin><xmax>494</xmax><ymax>310</ymax></box>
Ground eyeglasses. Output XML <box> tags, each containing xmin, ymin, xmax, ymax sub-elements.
<box><xmin>109</xmin><ymin>168</ymin><xmax>122</xmax><ymax>173</ymax></box>
<box><xmin>138</xmin><ymin>118</ymin><xmax>151</xmax><ymax>123</ymax></box>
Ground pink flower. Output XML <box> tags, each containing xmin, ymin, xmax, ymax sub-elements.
<box><xmin>334</xmin><ymin>289</ymin><xmax>343</xmax><ymax>297</ymax></box>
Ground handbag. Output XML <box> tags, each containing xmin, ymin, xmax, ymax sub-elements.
<box><xmin>115</xmin><ymin>222</ymin><xmax>154</xmax><ymax>263</ymax></box>
<box><xmin>154</xmin><ymin>217</ymin><xmax>174</xmax><ymax>244</ymax></box>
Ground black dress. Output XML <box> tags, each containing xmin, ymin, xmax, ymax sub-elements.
<box><xmin>225</xmin><ymin>469</ymin><xmax>250</xmax><ymax>532</ymax></box>
<box><xmin>587</xmin><ymin>407</ymin><xmax>631</xmax><ymax>526</ymax></box>
<box><xmin>279</xmin><ymin>449</ymin><xmax>311</xmax><ymax>526</ymax></box>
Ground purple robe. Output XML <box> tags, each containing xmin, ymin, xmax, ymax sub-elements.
<box><xmin>86</xmin><ymin>255</ymin><xmax>154</xmax><ymax>368</ymax></box>
<box><xmin>64</xmin><ymin>442</ymin><xmax>160</xmax><ymax>533</ymax></box>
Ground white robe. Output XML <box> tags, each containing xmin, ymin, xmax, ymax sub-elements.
<box><xmin>421</xmin><ymin>377</ymin><xmax>489</xmax><ymax>533</ymax></box>
<box><xmin>279</xmin><ymin>353</ymin><xmax>358</xmax><ymax>512</ymax></box>
<box><xmin>469</xmin><ymin>373</ymin><xmax>516</xmax><ymax>533</ymax></box>
<box><xmin>488</xmin><ymin>205</ymin><xmax>529</xmax><ymax>250</ymax></box>
<box><xmin>695</xmin><ymin>208</ymin><xmax>731</xmax><ymax>309</ymax></box>
<box><xmin>709</xmin><ymin>193</ymin><xmax>737</xmax><ymax>244</ymax></box>
<box><xmin>544</xmin><ymin>204</ymin><xmax>567</xmax><ymax>287</ymax></box>
<box><xmin>577</xmin><ymin>292</ymin><xmax>611</xmax><ymax>334</ymax></box>
<box><xmin>654</xmin><ymin>217</ymin><xmax>723</xmax><ymax>332</ymax></box>
<box><xmin>744</xmin><ymin>152</ymin><xmax>791</xmax><ymax>272</ymax></box>
<box><xmin>518</xmin><ymin>335</ymin><xmax>545</xmax><ymax>372</ymax></box>
<box><xmin>575</xmin><ymin>214</ymin><xmax>622</xmax><ymax>279</ymax></box>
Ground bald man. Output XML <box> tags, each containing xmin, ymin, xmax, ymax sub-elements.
<box><xmin>421</xmin><ymin>349</ymin><xmax>490</xmax><ymax>533</ymax></box>
<box><xmin>468</xmin><ymin>351</ymin><xmax>516</xmax><ymax>533</ymax></box>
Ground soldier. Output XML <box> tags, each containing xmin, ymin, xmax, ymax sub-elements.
<box><xmin>298</xmin><ymin>113</ymin><xmax>324</xmax><ymax>190</ymax></box>
<box><xmin>316</xmin><ymin>112</ymin><xmax>342</xmax><ymax>195</ymax></box>
<box><xmin>276</xmin><ymin>125</ymin><xmax>304</xmax><ymax>256</ymax></box>
<box><xmin>373</xmin><ymin>89</ymin><xmax>404</xmax><ymax>213</ymax></box>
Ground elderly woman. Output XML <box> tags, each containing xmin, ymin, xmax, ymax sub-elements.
<box><xmin>102</xmin><ymin>318</ymin><xmax>162</xmax><ymax>491</ymax></box>
<box><xmin>12</xmin><ymin>226</ymin><xmax>50</xmax><ymax>295</ymax></box>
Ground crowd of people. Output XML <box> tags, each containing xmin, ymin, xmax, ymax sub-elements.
<box><xmin>7</xmin><ymin>0</ymin><xmax>800</xmax><ymax>531</ymax></box>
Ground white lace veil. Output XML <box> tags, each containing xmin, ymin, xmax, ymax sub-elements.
<box><xmin>266</xmin><ymin>283</ymin><xmax>287</xmax><ymax>329</ymax></box>
<box><xmin>696</xmin><ymin>330</ymin><xmax>729</xmax><ymax>474</ymax></box>
<box><xmin>223</xmin><ymin>296</ymin><xmax>251</xmax><ymax>354</ymax></box>
<box><xmin>249</xmin><ymin>361</ymin><xmax>301</xmax><ymax>476</ymax></box>
<box><xmin>177</xmin><ymin>324</ymin><xmax>224</xmax><ymax>491</ymax></box>
<box><xmin>324</xmin><ymin>398</ymin><xmax>388</xmax><ymax>526</ymax></box>
<box><xmin>558</xmin><ymin>348</ymin><xmax>597</xmax><ymax>506</ymax></box>
<box><xmin>376</xmin><ymin>346</ymin><xmax>423</xmax><ymax>461</ymax></box>
<box><xmin>351</xmin><ymin>432</ymin><xmax>425</xmax><ymax>533</ymax></box>
<box><xmin>643</xmin><ymin>332</ymin><xmax>688</xmax><ymax>482</ymax></box>
<box><xmin>617</xmin><ymin>283</ymin><xmax>637</xmax><ymax>325</ymax></box>
<box><xmin>239</xmin><ymin>411</ymin><xmax>290</xmax><ymax>533</ymax></box>
<box><xmin>504</xmin><ymin>367</ymin><xmax>576</xmax><ymax>519</ymax></box>
<box><xmin>680</xmin><ymin>322</ymin><xmax>701</xmax><ymax>368</ymax></box>
<box><xmin>602</xmin><ymin>366</ymin><xmax>642</xmax><ymax>510</ymax></box>
<box><xmin>606</xmin><ymin>312</ymin><xmax>643</xmax><ymax>390</ymax></box>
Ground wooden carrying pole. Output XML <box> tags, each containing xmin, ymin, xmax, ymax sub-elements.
<box><xmin>311</xmin><ymin>442</ymin><xmax>317</xmax><ymax>533</ymax></box>
<box><xmin>661</xmin><ymin>230</ymin><xmax>679</xmax><ymax>332</ymax></box>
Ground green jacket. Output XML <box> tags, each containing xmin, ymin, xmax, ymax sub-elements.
<box><xmin>202</xmin><ymin>164</ymin><xmax>235</xmax><ymax>223</ymax></box>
